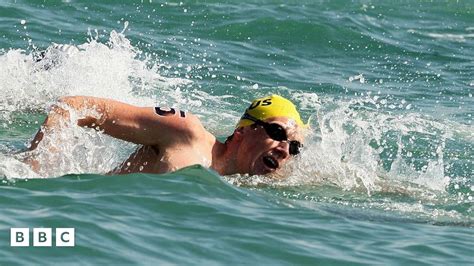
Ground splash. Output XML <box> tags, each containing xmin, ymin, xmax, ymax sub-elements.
<box><xmin>0</xmin><ymin>29</ymin><xmax>192</xmax><ymax>120</ymax></box>
<box><xmin>0</xmin><ymin>29</ymin><xmax>195</xmax><ymax>178</ymax></box>
<box><xmin>13</xmin><ymin>102</ymin><xmax>136</xmax><ymax>178</ymax></box>
<box><xmin>229</xmin><ymin>94</ymin><xmax>472</xmax><ymax>203</ymax></box>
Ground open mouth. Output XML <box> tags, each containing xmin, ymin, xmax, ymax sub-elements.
<box><xmin>263</xmin><ymin>156</ymin><xmax>279</xmax><ymax>170</ymax></box>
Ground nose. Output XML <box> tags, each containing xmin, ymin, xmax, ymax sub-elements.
<box><xmin>273</xmin><ymin>141</ymin><xmax>290</xmax><ymax>160</ymax></box>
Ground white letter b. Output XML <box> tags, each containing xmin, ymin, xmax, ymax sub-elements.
<box><xmin>10</xmin><ymin>228</ymin><xmax>30</xmax><ymax>247</ymax></box>
<box><xmin>33</xmin><ymin>228</ymin><xmax>52</xmax><ymax>247</ymax></box>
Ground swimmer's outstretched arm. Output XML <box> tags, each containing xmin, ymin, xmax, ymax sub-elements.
<box><xmin>29</xmin><ymin>96</ymin><xmax>205</xmax><ymax>150</ymax></box>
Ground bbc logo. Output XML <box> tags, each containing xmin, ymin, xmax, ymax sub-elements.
<box><xmin>11</xmin><ymin>228</ymin><xmax>75</xmax><ymax>247</ymax></box>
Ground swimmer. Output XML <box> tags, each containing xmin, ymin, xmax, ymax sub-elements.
<box><xmin>27</xmin><ymin>95</ymin><xmax>305</xmax><ymax>176</ymax></box>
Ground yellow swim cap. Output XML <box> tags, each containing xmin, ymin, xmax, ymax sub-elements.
<box><xmin>236</xmin><ymin>95</ymin><xmax>305</xmax><ymax>128</ymax></box>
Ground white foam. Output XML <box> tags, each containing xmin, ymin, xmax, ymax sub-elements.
<box><xmin>0</xmin><ymin>154</ymin><xmax>41</xmax><ymax>179</ymax></box>
<box><xmin>0</xmin><ymin>30</ymin><xmax>195</xmax><ymax>178</ymax></box>
<box><xmin>0</xmin><ymin>30</ymin><xmax>192</xmax><ymax>117</ymax></box>
<box><xmin>407</xmin><ymin>29</ymin><xmax>474</xmax><ymax>42</ymax></box>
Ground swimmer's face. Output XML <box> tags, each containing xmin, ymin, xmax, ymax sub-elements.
<box><xmin>236</xmin><ymin>117</ymin><xmax>303</xmax><ymax>176</ymax></box>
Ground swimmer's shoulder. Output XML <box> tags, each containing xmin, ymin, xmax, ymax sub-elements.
<box><xmin>146</xmin><ymin>106</ymin><xmax>210</xmax><ymax>142</ymax></box>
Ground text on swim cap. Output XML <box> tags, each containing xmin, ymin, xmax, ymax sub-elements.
<box><xmin>249</xmin><ymin>98</ymin><xmax>272</xmax><ymax>110</ymax></box>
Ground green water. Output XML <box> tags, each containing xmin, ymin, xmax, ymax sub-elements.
<box><xmin>0</xmin><ymin>0</ymin><xmax>472</xmax><ymax>264</ymax></box>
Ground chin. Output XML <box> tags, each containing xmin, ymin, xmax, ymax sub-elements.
<box><xmin>250</xmin><ymin>169</ymin><xmax>268</xmax><ymax>176</ymax></box>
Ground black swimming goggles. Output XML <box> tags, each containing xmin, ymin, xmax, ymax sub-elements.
<box><xmin>241</xmin><ymin>113</ymin><xmax>303</xmax><ymax>156</ymax></box>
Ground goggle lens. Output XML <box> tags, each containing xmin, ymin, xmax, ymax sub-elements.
<box><xmin>263</xmin><ymin>123</ymin><xmax>287</xmax><ymax>141</ymax></box>
<box><xmin>242</xmin><ymin>112</ymin><xmax>303</xmax><ymax>156</ymax></box>
<box><xmin>262</xmin><ymin>123</ymin><xmax>302</xmax><ymax>156</ymax></box>
<box><xmin>289</xmin><ymin>140</ymin><xmax>302</xmax><ymax>156</ymax></box>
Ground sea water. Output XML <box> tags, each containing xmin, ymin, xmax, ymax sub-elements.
<box><xmin>0</xmin><ymin>1</ymin><xmax>472</xmax><ymax>264</ymax></box>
